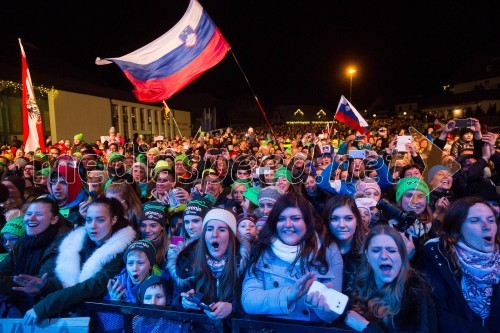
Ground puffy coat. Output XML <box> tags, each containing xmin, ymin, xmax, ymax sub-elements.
<box><xmin>241</xmin><ymin>243</ymin><xmax>343</xmax><ymax>323</ymax></box>
<box><xmin>33</xmin><ymin>226</ymin><xmax>136</xmax><ymax>320</ymax></box>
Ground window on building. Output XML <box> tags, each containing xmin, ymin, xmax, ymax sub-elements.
<box><xmin>122</xmin><ymin>106</ymin><xmax>129</xmax><ymax>139</ymax></box>
<box><xmin>147</xmin><ymin>110</ymin><xmax>152</xmax><ymax>133</ymax></box>
<box><xmin>140</xmin><ymin>108</ymin><xmax>145</xmax><ymax>130</ymax></box>
<box><xmin>131</xmin><ymin>107</ymin><xmax>137</xmax><ymax>130</ymax></box>
<box><xmin>160</xmin><ymin>111</ymin><xmax>165</xmax><ymax>134</ymax></box>
<box><xmin>112</xmin><ymin>105</ymin><xmax>119</xmax><ymax>133</ymax></box>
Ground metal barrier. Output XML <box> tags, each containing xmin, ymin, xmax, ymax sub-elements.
<box><xmin>84</xmin><ymin>300</ymin><xmax>354</xmax><ymax>333</ymax></box>
<box><xmin>85</xmin><ymin>300</ymin><xmax>222</xmax><ymax>333</ymax></box>
<box><xmin>231</xmin><ymin>315</ymin><xmax>353</xmax><ymax>333</ymax></box>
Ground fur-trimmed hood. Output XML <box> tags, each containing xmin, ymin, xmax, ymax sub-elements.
<box><xmin>167</xmin><ymin>237</ymin><xmax>199</xmax><ymax>288</ymax></box>
<box><xmin>56</xmin><ymin>226</ymin><xmax>136</xmax><ymax>288</ymax></box>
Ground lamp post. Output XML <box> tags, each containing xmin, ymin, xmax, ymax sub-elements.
<box><xmin>347</xmin><ymin>67</ymin><xmax>356</xmax><ymax>102</ymax></box>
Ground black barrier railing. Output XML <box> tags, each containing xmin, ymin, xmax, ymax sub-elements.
<box><xmin>231</xmin><ymin>315</ymin><xmax>353</xmax><ymax>333</ymax></box>
<box><xmin>84</xmin><ymin>300</ymin><xmax>355</xmax><ymax>333</ymax></box>
<box><xmin>84</xmin><ymin>299</ymin><xmax>223</xmax><ymax>332</ymax></box>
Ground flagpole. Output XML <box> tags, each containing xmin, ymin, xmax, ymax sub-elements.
<box><xmin>229</xmin><ymin>50</ymin><xmax>276</xmax><ymax>140</ymax></box>
<box><xmin>193</xmin><ymin>125</ymin><xmax>202</xmax><ymax>140</ymax></box>
<box><xmin>162</xmin><ymin>101</ymin><xmax>183</xmax><ymax>138</ymax></box>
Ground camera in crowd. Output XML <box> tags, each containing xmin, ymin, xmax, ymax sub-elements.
<box><xmin>376</xmin><ymin>199</ymin><xmax>417</xmax><ymax>233</ymax></box>
<box><xmin>185</xmin><ymin>291</ymin><xmax>212</xmax><ymax>311</ymax></box>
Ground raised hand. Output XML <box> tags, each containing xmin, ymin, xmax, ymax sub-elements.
<box><xmin>470</xmin><ymin>118</ymin><xmax>481</xmax><ymax>133</ymax></box>
<box><xmin>305</xmin><ymin>290</ymin><xmax>330</xmax><ymax>312</ymax></box>
<box><xmin>79</xmin><ymin>201</ymin><xmax>91</xmax><ymax>219</ymax></box>
<box><xmin>286</xmin><ymin>271</ymin><xmax>316</xmax><ymax>303</ymax></box>
<box><xmin>13</xmin><ymin>273</ymin><xmax>48</xmax><ymax>295</ymax></box>
<box><xmin>445</xmin><ymin>120</ymin><xmax>455</xmax><ymax>133</ymax></box>
<box><xmin>175</xmin><ymin>187</ymin><xmax>191</xmax><ymax>204</ymax></box>
<box><xmin>107</xmin><ymin>279</ymin><xmax>126</xmax><ymax>301</ymax></box>
<box><xmin>400</xmin><ymin>232</ymin><xmax>415</xmax><ymax>260</ymax></box>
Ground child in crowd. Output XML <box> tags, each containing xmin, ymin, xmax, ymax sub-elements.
<box><xmin>236</xmin><ymin>212</ymin><xmax>258</xmax><ymax>243</ymax></box>
<box><xmin>137</xmin><ymin>275</ymin><xmax>171</xmax><ymax>306</ymax></box>
<box><xmin>105</xmin><ymin>239</ymin><xmax>158</xmax><ymax>303</ymax></box>
<box><xmin>132</xmin><ymin>275</ymin><xmax>177</xmax><ymax>333</ymax></box>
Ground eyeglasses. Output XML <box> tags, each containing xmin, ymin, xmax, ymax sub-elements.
<box><xmin>2</xmin><ymin>236</ymin><xmax>20</xmax><ymax>245</ymax></box>
<box><xmin>49</xmin><ymin>180</ymin><xmax>67</xmax><ymax>186</ymax></box>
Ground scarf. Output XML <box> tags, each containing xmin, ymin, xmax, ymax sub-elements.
<box><xmin>271</xmin><ymin>232</ymin><xmax>323</xmax><ymax>264</ymax></box>
<box><xmin>206</xmin><ymin>254</ymin><xmax>227</xmax><ymax>279</ymax></box>
<box><xmin>271</xmin><ymin>237</ymin><xmax>300</xmax><ymax>263</ymax></box>
<box><xmin>14</xmin><ymin>223</ymin><xmax>59</xmax><ymax>276</ymax></box>
<box><xmin>455</xmin><ymin>241</ymin><xmax>500</xmax><ymax>319</ymax></box>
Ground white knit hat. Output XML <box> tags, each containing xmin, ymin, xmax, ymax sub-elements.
<box><xmin>203</xmin><ymin>208</ymin><xmax>237</xmax><ymax>234</ymax></box>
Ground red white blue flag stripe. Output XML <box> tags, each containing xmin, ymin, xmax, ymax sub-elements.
<box><xmin>96</xmin><ymin>0</ymin><xmax>230</xmax><ymax>102</ymax></box>
<box><xmin>334</xmin><ymin>95</ymin><xmax>369</xmax><ymax>134</ymax></box>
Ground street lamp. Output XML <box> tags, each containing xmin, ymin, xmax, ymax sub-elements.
<box><xmin>347</xmin><ymin>67</ymin><xmax>356</xmax><ymax>102</ymax></box>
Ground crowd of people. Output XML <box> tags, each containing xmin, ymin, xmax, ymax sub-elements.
<box><xmin>0</xmin><ymin>115</ymin><xmax>499</xmax><ymax>332</ymax></box>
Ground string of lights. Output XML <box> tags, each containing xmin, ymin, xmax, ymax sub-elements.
<box><xmin>0</xmin><ymin>80</ymin><xmax>58</xmax><ymax>99</ymax></box>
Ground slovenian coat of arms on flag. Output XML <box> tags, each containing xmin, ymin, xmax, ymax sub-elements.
<box><xmin>96</xmin><ymin>0</ymin><xmax>230</xmax><ymax>103</ymax></box>
<box><xmin>334</xmin><ymin>95</ymin><xmax>369</xmax><ymax>134</ymax></box>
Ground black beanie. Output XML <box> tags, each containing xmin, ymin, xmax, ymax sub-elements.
<box><xmin>137</xmin><ymin>275</ymin><xmax>169</xmax><ymax>303</ymax></box>
<box><xmin>140</xmin><ymin>202</ymin><xmax>167</xmax><ymax>228</ymax></box>
<box><xmin>124</xmin><ymin>240</ymin><xmax>157</xmax><ymax>267</ymax></box>
<box><xmin>2</xmin><ymin>174</ymin><xmax>26</xmax><ymax>195</ymax></box>
<box><xmin>183</xmin><ymin>195</ymin><xmax>215</xmax><ymax>219</ymax></box>
<box><xmin>459</xmin><ymin>127</ymin><xmax>474</xmax><ymax>138</ymax></box>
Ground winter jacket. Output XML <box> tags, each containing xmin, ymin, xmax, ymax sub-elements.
<box><xmin>241</xmin><ymin>243</ymin><xmax>343</xmax><ymax>323</ymax></box>
<box><xmin>168</xmin><ymin>235</ymin><xmax>250</xmax><ymax>316</ymax></box>
<box><xmin>358</xmin><ymin>274</ymin><xmax>438</xmax><ymax>333</ymax></box>
<box><xmin>32</xmin><ymin>226</ymin><xmax>136</xmax><ymax>320</ymax></box>
<box><xmin>302</xmin><ymin>187</ymin><xmax>332</xmax><ymax>217</ymax></box>
<box><xmin>0</xmin><ymin>222</ymin><xmax>72</xmax><ymax>316</ymax></box>
<box><xmin>167</xmin><ymin>238</ymin><xmax>200</xmax><ymax>301</ymax></box>
<box><xmin>422</xmin><ymin>238</ymin><xmax>500</xmax><ymax>333</ymax></box>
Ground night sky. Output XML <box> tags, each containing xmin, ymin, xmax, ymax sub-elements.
<box><xmin>2</xmin><ymin>1</ymin><xmax>499</xmax><ymax>110</ymax></box>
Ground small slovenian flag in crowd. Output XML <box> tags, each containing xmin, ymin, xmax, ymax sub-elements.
<box><xmin>334</xmin><ymin>95</ymin><xmax>369</xmax><ymax>134</ymax></box>
<box><xmin>96</xmin><ymin>0</ymin><xmax>230</xmax><ymax>103</ymax></box>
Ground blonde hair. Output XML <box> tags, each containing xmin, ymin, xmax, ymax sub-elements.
<box><xmin>350</xmin><ymin>225</ymin><xmax>415</xmax><ymax>320</ymax></box>
<box><xmin>105</xmin><ymin>181</ymin><xmax>143</xmax><ymax>227</ymax></box>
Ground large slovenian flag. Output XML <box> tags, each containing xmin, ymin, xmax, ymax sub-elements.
<box><xmin>95</xmin><ymin>0</ymin><xmax>230</xmax><ymax>103</ymax></box>
<box><xmin>334</xmin><ymin>95</ymin><xmax>369</xmax><ymax>134</ymax></box>
<box><xmin>19</xmin><ymin>39</ymin><xmax>45</xmax><ymax>153</ymax></box>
